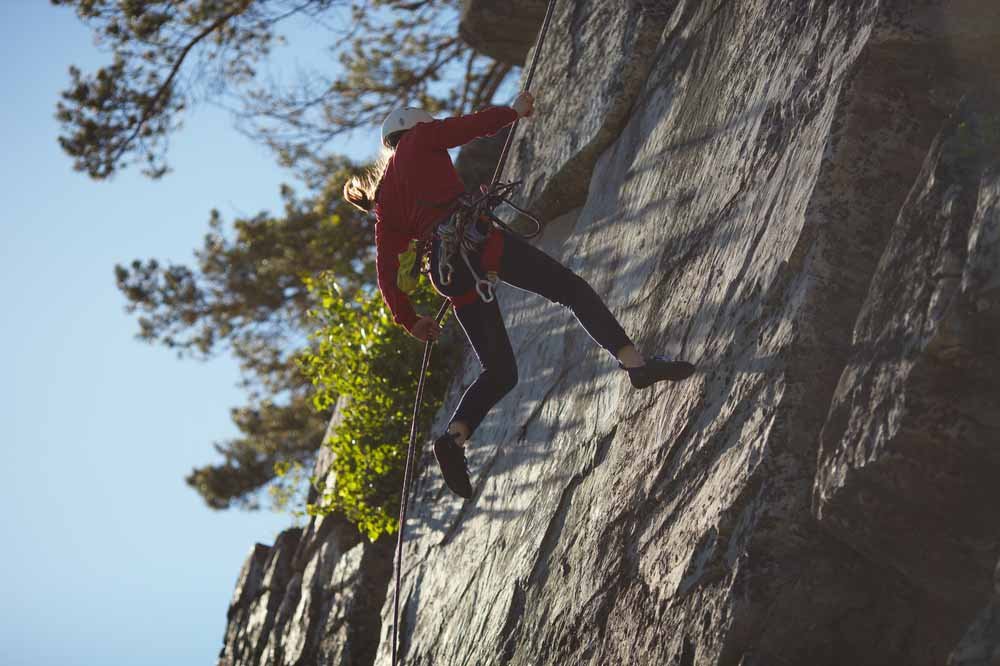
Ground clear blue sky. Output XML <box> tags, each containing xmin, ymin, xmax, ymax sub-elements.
<box><xmin>0</xmin><ymin>4</ymin><xmax>370</xmax><ymax>665</ymax></box>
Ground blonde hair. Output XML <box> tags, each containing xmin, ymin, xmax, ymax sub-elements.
<box><xmin>342</xmin><ymin>131</ymin><xmax>405</xmax><ymax>213</ymax></box>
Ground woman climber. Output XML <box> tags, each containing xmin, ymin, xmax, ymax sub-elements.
<box><xmin>343</xmin><ymin>93</ymin><xmax>696</xmax><ymax>499</ymax></box>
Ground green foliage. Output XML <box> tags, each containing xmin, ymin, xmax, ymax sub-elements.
<box><xmin>52</xmin><ymin>0</ymin><xmax>270</xmax><ymax>178</ymax></box>
<box><xmin>269</xmin><ymin>460</ymin><xmax>309</xmax><ymax>520</ymax></box>
<box><xmin>299</xmin><ymin>274</ymin><xmax>455</xmax><ymax>541</ymax></box>
<box><xmin>184</xmin><ymin>393</ymin><xmax>329</xmax><ymax>510</ymax></box>
<box><xmin>114</xmin><ymin>160</ymin><xmax>373</xmax><ymax>365</ymax></box>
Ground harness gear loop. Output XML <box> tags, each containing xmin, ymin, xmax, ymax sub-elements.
<box><xmin>435</xmin><ymin>218</ymin><xmax>458</xmax><ymax>286</ymax></box>
<box><xmin>391</xmin><ymin>1</ymin><xmax>560</xmax><ymax>663</ymax></box>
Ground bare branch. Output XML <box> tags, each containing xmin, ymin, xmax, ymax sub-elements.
<box><xmin>109</xmin><ymin>5</ymin><xmax>248</xmax><ymax>168</ymax></box>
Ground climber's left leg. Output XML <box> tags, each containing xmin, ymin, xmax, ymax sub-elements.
<box><xmin>497</xmin><ymin>232</ymin><xmax>634</xmax><ymax>358</ymax></box>
<box><xmin>497</xmin><ymin>231</ymin><xmax>696</xmax><ymax>386</ymax></box>
<box><xmin>431</xmin><ymin>295</ymin><xmax>518</xmax><ymax>500</ymax></box>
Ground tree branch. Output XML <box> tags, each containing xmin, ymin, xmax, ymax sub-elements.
<box><xmin>109</xmin><ymin>5</ymin><xmax>248</xmax><ymax>169</ymax></box>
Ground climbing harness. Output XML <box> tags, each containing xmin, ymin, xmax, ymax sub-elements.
<box><xmin>391</xmin><ymin>0</ymin><xmax>559</xmax><ymax>663</ymax></box>
<box><xmin>435</xmin><ymin>181</ymin><xmax>544</xmax><ymax>303</ymax></box>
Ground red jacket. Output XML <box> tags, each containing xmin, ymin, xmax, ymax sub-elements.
<box><xmin>374</xmin><ymin>106</ymin><xmax>519</xmax><ymax>331</ymax></box>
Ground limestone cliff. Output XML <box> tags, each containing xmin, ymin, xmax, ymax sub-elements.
<box><xmin>219</xmin><ymin>1</ymin><xmax>1000</xmax><ymax>664</ymax></box>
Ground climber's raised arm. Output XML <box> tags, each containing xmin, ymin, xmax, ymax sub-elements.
<box><xmin>409</xmin><ymin>93</ymin><xmax>534</xmax><ymax>152</ymax></box>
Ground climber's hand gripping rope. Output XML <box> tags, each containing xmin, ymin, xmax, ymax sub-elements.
<box><xmin>411</xmin><ymin>316</ymin><xmax>442</xmax><ymax>342</ymax></box>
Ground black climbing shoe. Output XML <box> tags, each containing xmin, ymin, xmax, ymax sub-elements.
<box><xmin>623</xmin><ymin>355</ymin><xmax>696</xmax><ymax>390</ymax></box>
<box><xmin>433</xmin><ymin>432</ymin><xmax>473</xmax><ymax>499</ymax></box>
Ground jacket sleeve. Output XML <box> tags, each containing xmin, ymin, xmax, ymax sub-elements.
<box><xmin>375</xmin><ymin>226</ymin><xmax>419</xmax><ymax>332</ymax></box>
<box><xmin>412</xmin><ymin>106</ymin><xmax>520</xmax><ymax>152</ymax></box>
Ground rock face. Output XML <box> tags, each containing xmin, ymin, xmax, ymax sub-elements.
<box><xmin>814</xmin><ymin>97</ymin><xmax>1000</xmax><ymax>620</ymax></box>
<box><xmin>219</xmin><ymin>407</ymin><xmax>393</xmax><ymax>666</ymax></box>
<box><xmin>459</xmin><ymin>1</ymin><xmax>550</xmax><ymax>66</ymax></box>
<box><xmin>950</xmin><ymin>561</ymin><xmax>1000</xmax><ymax>666</ymax></box>
<box><xmin>504</xmin><ymin>0</ymin><xmax>674</xmax><ymax>224</ymax></box>
<box><xmin>219</xmin><ymin>1</ymin><xmax>1000</xmax><ymax>664</ymax></box>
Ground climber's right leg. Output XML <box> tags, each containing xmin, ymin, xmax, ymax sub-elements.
<box><xmin>429</xmin><ymin>238</ymin><xmax>519</xmax><ymax>498</ymax></box>
<box><xmin>431</xmin><ymin>299</ymin><xmax>518</xmax><ymax>499</ymax></box>
<box><xmin>450</xmin><ymin>296</ymin><xmax>519</xmax><ymax>436</ymax></box>
<box><xmin>621</xmin><ymin>355</ymin><xmax>696</xmax><ymax>388</ymax></box>
<box><xmin>429</xmin><ymin>234</ymin><xmax>519</xmax><ymax>438</ymax></box>
<box><xmin>498</xmin><ymin>232</ymin><xmax>633</xmax><ymax>357</ymax></box>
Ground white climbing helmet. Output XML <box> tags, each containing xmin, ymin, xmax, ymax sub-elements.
<box><xmin>381</xmin><ymin>107</ymin><xmax>435</xmax><ymax>147</ymax></box>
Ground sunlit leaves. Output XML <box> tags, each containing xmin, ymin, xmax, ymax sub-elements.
<box><xmin>299</xmin><ymin>272</ymin><xmax>455</xmax><ymax>541</ymax></box>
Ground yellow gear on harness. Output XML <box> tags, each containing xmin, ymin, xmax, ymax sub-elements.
<box><xmin>396</xmin><ymin>240</ymin><xmax>421</xmax><ymax>293</ymax></box>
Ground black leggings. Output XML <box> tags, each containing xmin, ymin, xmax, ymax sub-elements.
<box><xmin>429</xmin><ymin>231</ymin><xmax>633</xmax><ymax>435</ymax></box>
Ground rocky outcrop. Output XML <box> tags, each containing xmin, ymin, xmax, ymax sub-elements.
<box><xmin>503</xmin><ymin>0</ymin><xmax>674</xmax><ymax>225</ymax></box>
<box><xmin>814</xmin><ymin>97</ymin><xmax>1000</xmax><ymax>621</ymax></box>
<box><xmin>220</xmin><ymin>1</ymin><xmax>1000</xmax><ymax>664</ymax></box>
<box><xmin>219</xmin><ymin>519</ymin><xmax>393</xmax><ymax>666</ymax></box>
<box><xmin>221</xmin><ymin>528</ymin><xmax>305</xmax><ymax>666</ymax></box>
<box><xmin>459</xmin><ymin>1</ymin><xmax>549</xmax><ymax>66</ymax></box>
<box><xmin>377</xmin><ymin>1</ymin><xmax>1000</xmax><ymax>664</ymax></box>
<box><xmin>219</xmin><ymin>405</ymin><xmax>393</xmax><ymax>666</ymax></box>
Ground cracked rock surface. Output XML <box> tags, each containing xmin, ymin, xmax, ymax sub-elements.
<box><xmin>814</xmin><ymin>97</ymin><xmax>1000</xmax><ymax>619</ymax></box>
<box><xmin>378</xmin><ymin>2</ymin><xmax>1000</xmax><ymax>664</ymax></box>
<box><xmin>950</xmin><ymin>560</ymin><xmax>1000</xmax><ymax>666</ymax></box>
<box><xmin>219</xmin><ymin>1</ymin><xmax>1000</xmax><ymax>664</ymax></box>
<box><xmin>219</xmin><ymin>406</ymin><xmax>392</xmax><ymax>666</ymax></box>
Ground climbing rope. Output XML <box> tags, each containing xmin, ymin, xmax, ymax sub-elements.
<box><xmin>490</xmin><ymin>0</ymin><xmax>559</xmax><ymax>189</ymax></box>
<box><xmin>390</xmin><ymin>0</ymin><xmax>560</xmax><ymax>663</ymax></box>
<box><xmin>391</xmin><ymin>298</ymin><xmax>449</xmax><ymax>666</ymax></box>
